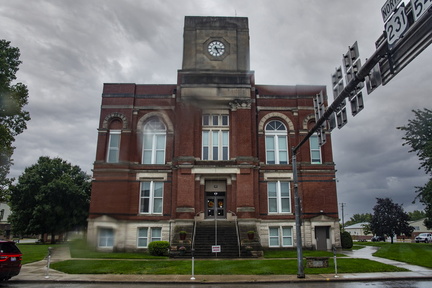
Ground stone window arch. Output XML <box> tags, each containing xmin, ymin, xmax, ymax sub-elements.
<box><xmin>258</xmin><ymin>112</ymin><xmax>294</xmax><ymax>134</ymax></box>
<box><xmin>137</xmin><ymin>112</ymin><xmax>173</xmax><ymax>134</ymax></box>
<box><xmin>303</xmin><ymin>114</ymin><xmax>316</xmax><ymax>130</ymax></box>
<box><xmin>102</xmin><ymin>112</ymin><xmax>128</xmax><ymax>129</ymax></box>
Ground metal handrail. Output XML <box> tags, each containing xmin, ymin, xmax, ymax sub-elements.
<box><xmin>229</xmin><ymin>210</ymin><xmax>241</xmax><ymax>257</ymax></box>
<box><xmin>192</xmin><ymin>211</ymin><xmax>202</xmax><ymax>250</ymax></box>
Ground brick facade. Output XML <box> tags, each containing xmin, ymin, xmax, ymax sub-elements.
<box><xmin>87</xmin><ymin>16</ymin><xmax>340</xmax><ymax>253</ymax></box>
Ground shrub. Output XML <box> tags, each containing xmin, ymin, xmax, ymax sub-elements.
<box><xmin>341</xmin><ymin>231</ymin><xmax>353</xmax><ymax>249</ymax></box>
<box><xmin>148</xmin><ymin>241</ymin><xmax>170</xmax><ymax>256</ymax></box>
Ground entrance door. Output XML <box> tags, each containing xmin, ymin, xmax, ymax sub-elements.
<box><xmin>206</xmin><ymin>192</ymin><xmax>226</xmax><ymax>219</ymax></box>
<box><xmin>315</xmin><ymin>226</ymin><xmax>329</xmax><ymax>251</ymax></box>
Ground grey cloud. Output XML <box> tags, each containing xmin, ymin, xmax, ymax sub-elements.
<box><xmin>1</xmin><ymin>0</ymin><xmax>430</xmax><ymax>220</ymax></box>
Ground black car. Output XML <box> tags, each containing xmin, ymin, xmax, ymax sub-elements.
<box><xmin>0</xmin><ymin>241</ymin><xmax>23</xmax><ymax>281</ymax></box>
<box><xmin>371</xmin><ymin>235</ymin><xmax>386</xmax><ymax>242</ymax></box>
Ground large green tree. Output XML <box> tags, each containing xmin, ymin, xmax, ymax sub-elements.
<box><xmin>408</xmin><ymin>210</ymin><xmax>426</xmax><ymax>221</ymax></box>
<box><xmin>0</xmin><ymin>40</ymin><xmax>30</xmax><ymax>200</ymax></box>
<box><xmin>398</xmin><ymin>108</ymin><xmax>432</xmax><ymax>228</ymax></box>
<box><xmin>9</xmin><ymin>156</ymin><xmax>91</xmax><ymax>243</ymax></box>
<box><xmin>344</xmin><ymin>213</ymin><xmax>372</xmax><ymax>227</ymax></box>
<box><xmin>370</xmin><ymin>198</ymin><xmax>414</xmax><ymax>243</ymax></box>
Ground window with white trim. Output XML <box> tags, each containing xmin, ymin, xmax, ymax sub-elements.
<box><xmin>139</xmin><ymin>181</ymin><xmax>163</xmax><ymax>214</ymax></box>
<box><xmin>268</xmin><ymin>181</ymin><xmax>291</xmax><ymax>213</ymax></box>
<box><xmin>269</xmin><ymin>227</ymin><xmax>293</xmax><ymax>247</ymax></box>
<box><xmin>107</xmin><ymin>130</ymin><xmax>121</xmax><ymax>163</ymax></box>
<box><xmin>310</xmin><ymin>135</ymin><xmax>322</xmax><ymax>164</ymax></box>
<box><xmin>202</xmin><ymin>113</ymin><xmax>229</xmax><ymax>160</ymax></box>
<box><xmin>137</xmin><ymin>227</ymin><xmax>162</xmax><ymax>248</ymax></box>
<box><xmin>142</xmin><ymin>118</ymin><xmax>166</xmax><ymax>164</ymax></box>
<box><xmin>98</xmin><ymin>227</ymin><xmax>114</xmax><ymax>248</ymax></box>
<box><xmin>265</xmin><ymin>120</ymin><xmax>288</xmax><ymax>164</ymax></box>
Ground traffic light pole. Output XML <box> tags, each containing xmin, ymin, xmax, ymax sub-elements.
<box><xmin>290</xmin><ymin>7</ymin><xmax>431</xmax><ymax>278</ymax></box>
<box><xmin>292</xmin><ymin>150</ymin><xmax>304</xmax><ymax>278</ymax></box>
<box><xmin>290</xmin><ymin>42</ymin><xmax>387</xmax><ymax>278</ymax></box>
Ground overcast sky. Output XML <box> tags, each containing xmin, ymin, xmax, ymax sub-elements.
<box><xmin>1</xmin><ymin>0</ymin><xmax>430</xmax><ymax>221</ymax></box>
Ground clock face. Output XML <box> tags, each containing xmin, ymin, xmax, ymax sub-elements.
<box><xmin>208</xmin><ymin>41</ymin><xmax>225</xmax><ymax>57</ymax></box>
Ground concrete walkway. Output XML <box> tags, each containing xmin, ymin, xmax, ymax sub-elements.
<box><xmin>342</xmin><ymin>245</ymin><xmax>431</xmax><ymax>272</ymax></box>
<box><xmin>10</xmin><ymin>245</ymin><xmax>432</xmax><ymax>284</ymax></box>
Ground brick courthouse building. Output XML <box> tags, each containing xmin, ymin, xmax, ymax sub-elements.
<box><xmin>87</xmin><ymin>16</ymin><xmax>340</xmax><ymax>254</ymax></box>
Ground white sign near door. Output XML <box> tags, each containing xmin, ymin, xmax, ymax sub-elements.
<box><xmin>212</xmin><ymin>245</ymin><xmax>221</xmax><ymax>253</ymax></box>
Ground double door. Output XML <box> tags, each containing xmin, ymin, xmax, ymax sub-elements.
<box><xmin>206</xmin><ymin>192</ymin><xmax>226</xmax><ymax>219</ymax></box>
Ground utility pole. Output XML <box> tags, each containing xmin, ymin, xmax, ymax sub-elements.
<box><xmin>340</xmin><ymin>203</ymin><xmax>346</xmax><ymax>231</ymax></box>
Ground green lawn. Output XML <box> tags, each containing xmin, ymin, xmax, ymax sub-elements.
<box><xmin>51</xmin><ymin>258</ymin><xmax>406</xmax><ymax>275</ymax></box>
<box><xmin>19</xmin><ymin>240</ymin><xmax>432</xmax><ymax>275</ymax></box>
<box><xmin>17</xmin><ymin>243</ymin><xmax>62</xmax><ymax>265</ymax></box>
<box><xmin>370</xmin><ymin>242</ymin><xmax>432</xmax><ymax>268</ymax></box>
<box><xmin>264</xmin><ymin>249</ymin><xmax>345</xmax><ymax>258</ymax></box>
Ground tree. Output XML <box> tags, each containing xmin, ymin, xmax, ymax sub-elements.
<box><xmin>0</xmin><ymin>40</ymin><xmax>30</xmax><ymax>200</ymax></box>
<box><xmin>408</xmin><ymin>210</ymin><xmax>426</xmax><ymax>221</ymax></box>
<box><xmin>340</xmin><ymin>231</ymin><xmax>353</xmax><ymax>249</ymax></box>
<box><xmin>9</xmin><ymin>156</ymin><xmax>91</xmax><ymax>243</ymax></box>
<box><xmin>398</xmin><ymin>108</ymin><xmax>432</xmax><ymax>228</ymax></box>
<box><xmin>370</xmin><ymin>198</ymin><xmax>414</xmax><ymax>244</ymax></box>
<box><xmin>361</xmin><ymin>223</ymin><xmax>371</xmax><ymax>236</ymax></box>
<box><xmin>344</xmin><ymin>213</ymin><xmax>372</xmax><ymax>227</ymax></box>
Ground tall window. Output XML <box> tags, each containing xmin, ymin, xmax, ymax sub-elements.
<box><xmin>265</xmin><ymin>120</ymin><xmax>288</xmax><ymax>164</ymax></box>
<box><xmin>139</xmin><ymin>182</ymin><xmax>163</xmax><ymax>214</ymax></box>
<box><xmin>98</xmin><ymin>228</ymin><xmax>114</xmax><ymax>248</ymax></box>
<box><xmin>143</xmin><ymin>118</ymin><xmax>166</xmax><ymax>164</ymax></box>
<box><xmin>202</xmin><ymin>113</ymin><xmax>229</xmax><ymax>160</ymax></box>
<box><xmin>310</xmin><ymin>135</ymin><xmax>322</xmax><ymax>164</ymax></box>
<box><xmin>107</xmin><ymin>130</ymin><xmax>121</xmax><ymax>163</ymax></box>
<box><xmin>269</xmin><ymin>227</ymin><xmax>293</xmax><ymax>247</ymax></box>
<box><xmin>268</xmin><ymin>181</ymin><xmax>291</xmax><ymax>213</ymax></box>
<box><xmin>137</xmin><ymin>227</ymin><xmax>162</xmax><ymax>248</ymax></box>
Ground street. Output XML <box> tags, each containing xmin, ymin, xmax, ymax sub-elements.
<box><xmin>2</xmin><ymin>280</ymin><xmax>432</xmax><ymax>288</ymax></box>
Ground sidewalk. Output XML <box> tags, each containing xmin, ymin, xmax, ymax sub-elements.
<box><xmin>11</xmin><ymin>246</ymin><xmax>432</xmax><ymax>284</ymax></box>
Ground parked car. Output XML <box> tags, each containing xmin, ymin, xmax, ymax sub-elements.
<box><xmin>0</xmin><ymin>241</ymin><xmax>22</xmax><ymax>281</ymax></box>
<box><xmin>415</xmin><ymin>233</ymin><xmax>432</xmax><ymax>243</ymax></box>
<box><xmin>371</xmin><ymin>235</ymin><xmax>386</xmax><ymax>242</ymax></box>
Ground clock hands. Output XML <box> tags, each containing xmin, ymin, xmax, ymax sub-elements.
<box><xmin>208</xmin><ymin>41</ymin><xmax>225</xmax><ymax>56</ymax></box>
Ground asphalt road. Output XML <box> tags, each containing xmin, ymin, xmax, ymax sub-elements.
<box><xmin>2</xmin><ymin>280</ymin><xmax>432</xmax><ymax>288</ymax></box>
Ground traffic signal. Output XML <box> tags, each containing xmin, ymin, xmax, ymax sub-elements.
<box><xmin>336</xmin><ymin>107</ymin><xmax>348</xmax><ymax>129</ymax></box>
<box><xmin>331</xmin><ymin>67</ymin><xmax>346</xmax><ymax>112</ymax></box>
<box><xmin>350</xmin><ymin>89</ymin><xmax>364</xmax><ymax>116</ymax></box>
<box><xmin>342</xmin><ymin>41</ymin><xmax>365</xmax><ymax>117</ymax></box>
<box><xmin>317</xmin><ymin>128</ymin><xmax>326</xmax><ymax>146</ymax></box>
<box><xmin>366</xmin><ymin>62</ymin><xmax>382</xmax><ymax>95</ymax></box>
<box><xmin>313</xmin><ymin>91</ymin><xmax>325</xmax><ymax>120</ymax></box>
<box><xmin>327</xmin><ymin>112</ymin><xmax>337</xmax><ymax>132</ymax></box>
<box><xmin>343</xmin><ymin>41</ymin><xmax>360</xmax><ymax>74</ymax></box>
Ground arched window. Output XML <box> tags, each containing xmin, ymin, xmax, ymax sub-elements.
<box><xmin>265</xmin><ymin>120</ymin><xmax>288</xmax><ymax>164</ymax></box>
<box><xmin>142</xmin><ymin>118</ymin><xmax>166</xmax><ymax>164</ymax></box>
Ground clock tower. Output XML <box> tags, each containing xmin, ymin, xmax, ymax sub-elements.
<box><xmin>181</xmin><ymin>16</ymin><xmax>250</xmax><ymax>71</ymax></box>
<box><xmin>178</xmin><ymin>16</ymin><xmax>254</xmax><ymax>102</ymax></box>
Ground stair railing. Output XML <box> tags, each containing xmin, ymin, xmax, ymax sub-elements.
<box><xmin>229</xmin><ymin>210</ymin><xmax>241</xmax><ymax>257</ymax></box>
<box><xmin>192</xmin><ymin>211</ymin><xmax>202</xmax><ymax>252</ymax></box>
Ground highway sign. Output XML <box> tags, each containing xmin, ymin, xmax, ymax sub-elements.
<box><xmin>412</xmin><ymin>0</ymin><xmax>432</xmax><ymax>21</ymax></box>
<box><xmin>385</xmin><ymin>4</ymin><xmax>409</xmax><ymax>47</ymax></box>
<box><xmin>378</xmin><ymin>4</ymin><xmax>432</xmax><ymax>85</ymax></box>
<box><xmin>382</xmin><ymin>0</ymin><xmax>403</xmax><ymax>22</ymax></box>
